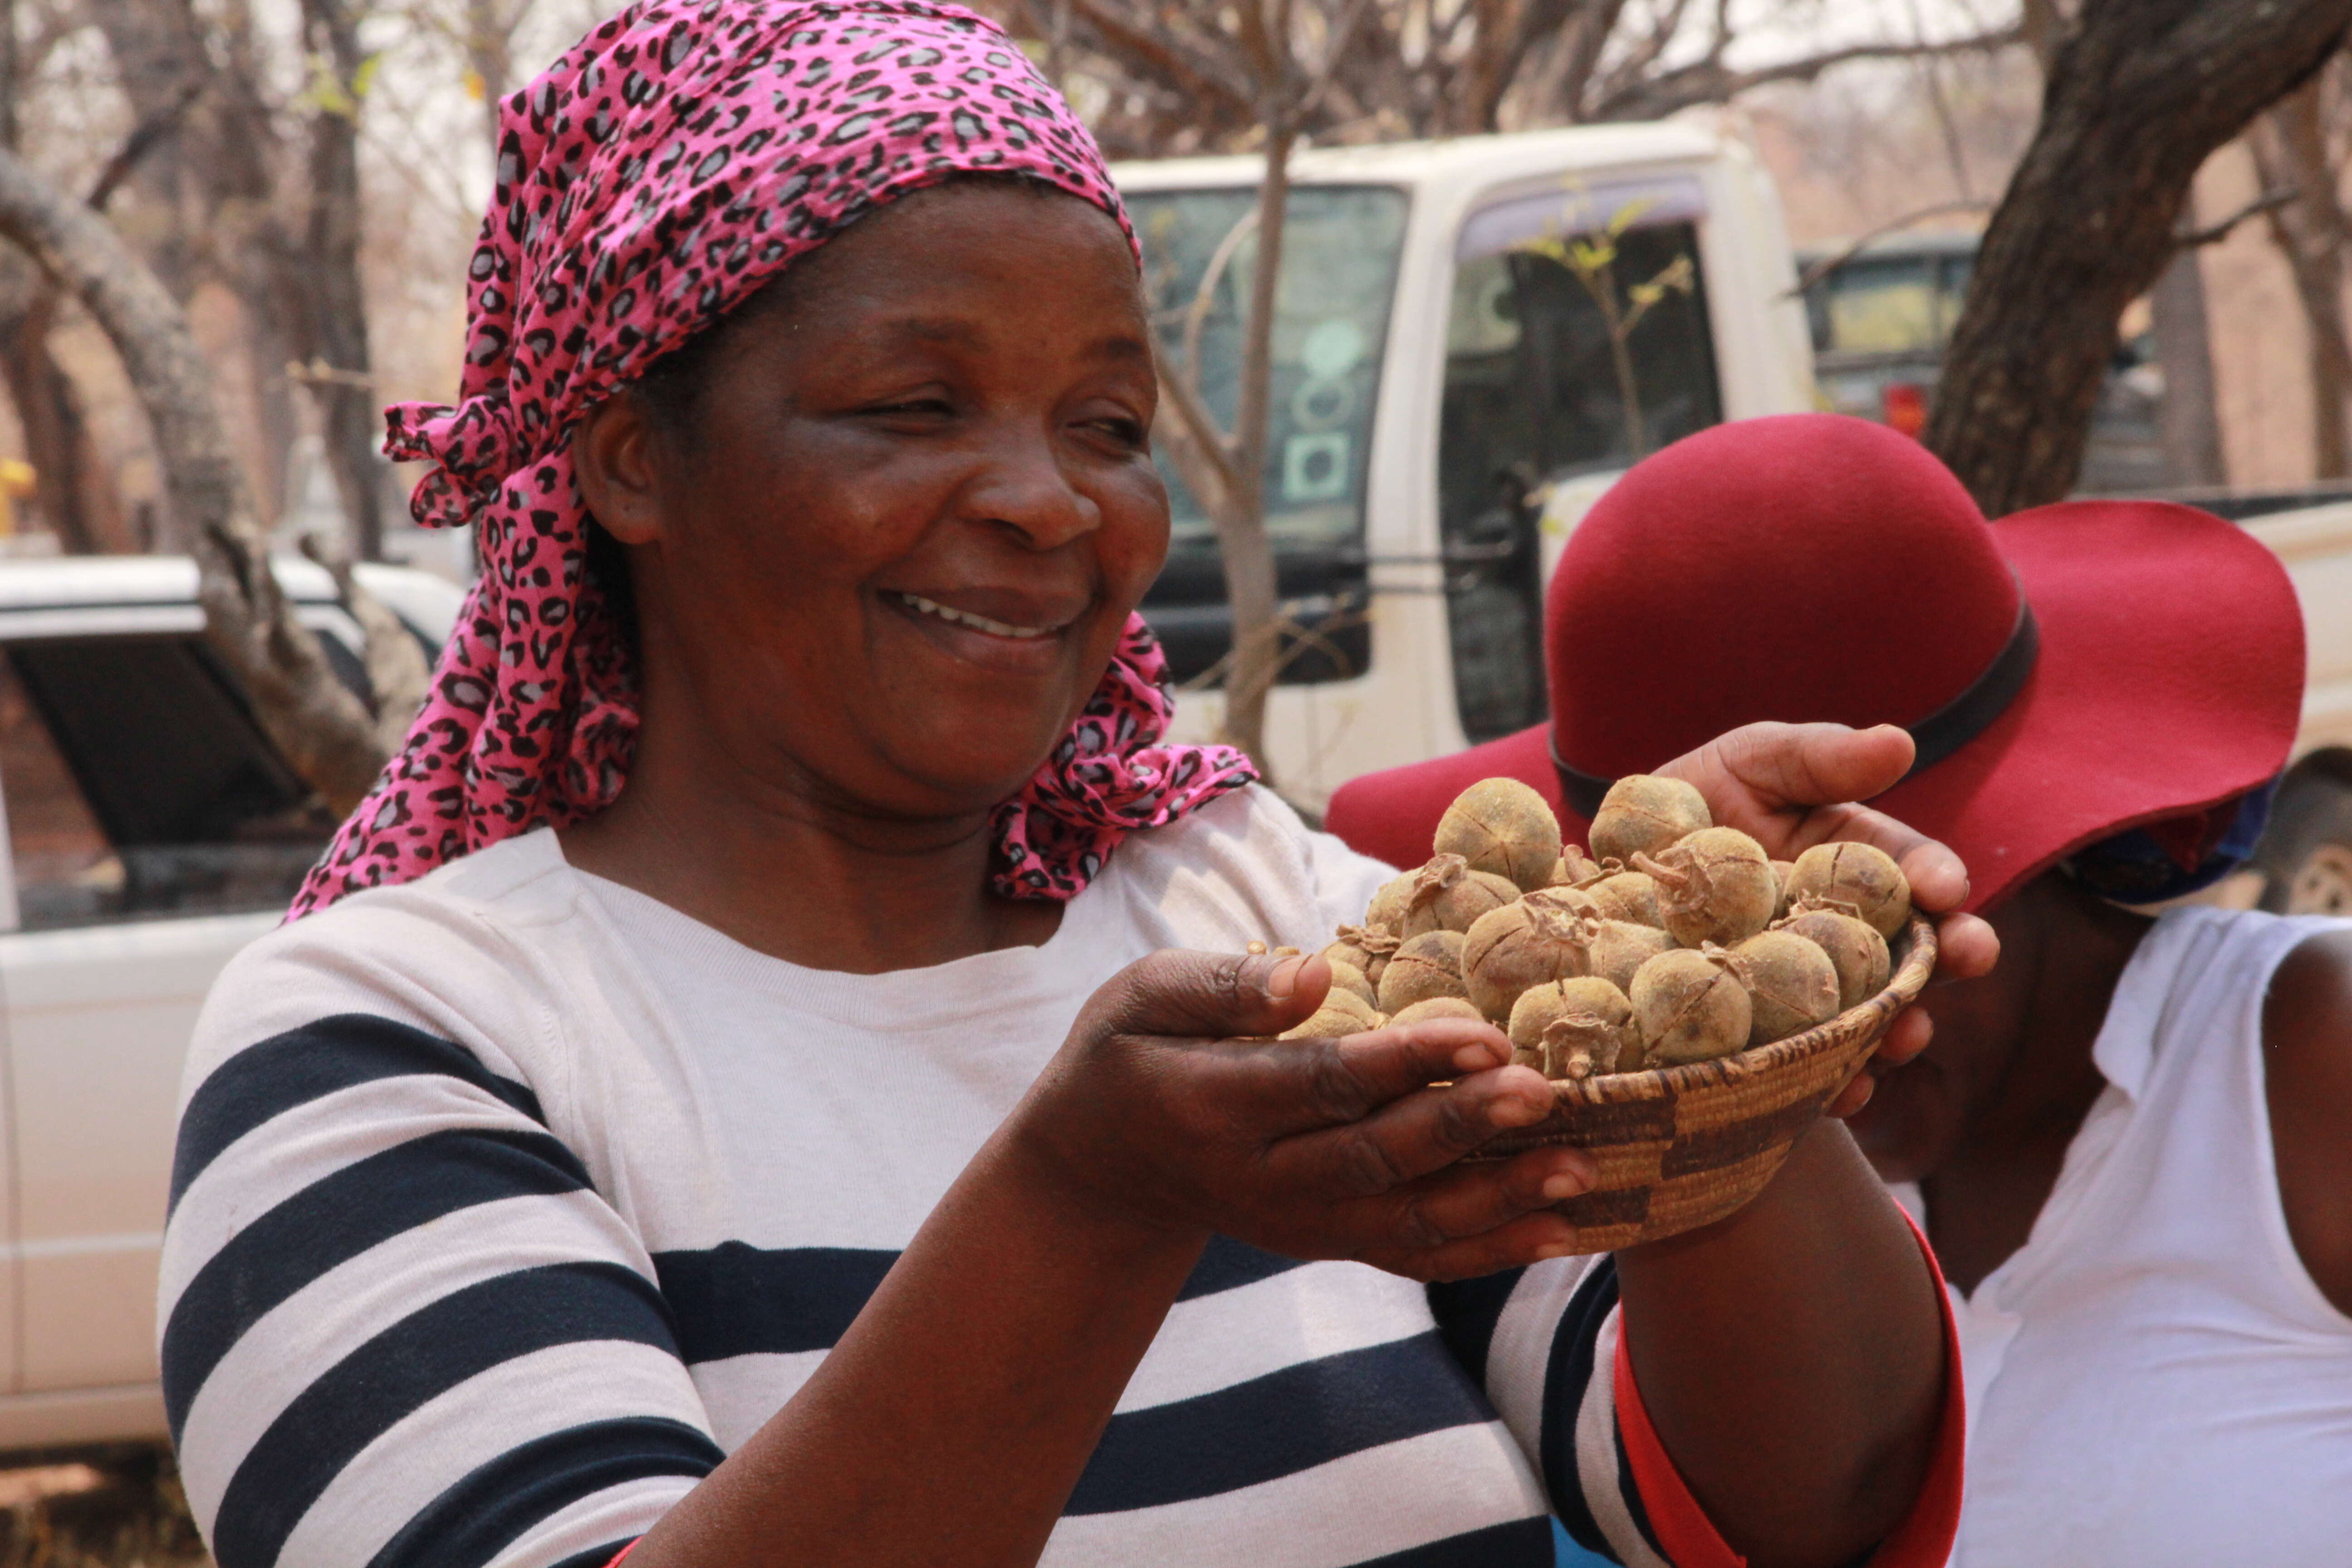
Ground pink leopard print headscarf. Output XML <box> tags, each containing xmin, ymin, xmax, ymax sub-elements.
<box><xmin>289</xmin><ymin>0</ymin><xmax>1256</xmax><ymax>918</ymax></box>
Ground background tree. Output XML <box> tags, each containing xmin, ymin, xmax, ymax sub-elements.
<box><xmin>1924</xmin><ymin>0</ymin><xmax>2352</xmax><ymax>514</ymax></box>
<box><xmin>1009</xmin><ymin>0</ymin><xmax>2021</xmax><ymax>156</ymax></box>
<box><xmin>2249</xmin><ymin>64</ymin><xmax>2352</xmax><ymax>481</ymax></box>
<box><xmin>0</xmin><ymin>140</ymin><xmax>410</xmax><ymax>808</ymax></box>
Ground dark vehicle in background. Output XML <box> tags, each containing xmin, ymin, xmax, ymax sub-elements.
<box><xmin>1799</xmin><ymin>229</ymin><xmax>2168</xmax><ymax>493</ymax></box>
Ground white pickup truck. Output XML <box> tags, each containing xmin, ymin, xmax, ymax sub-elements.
<box><xmin>0</xmin><ymin>120</ymin><xmax>2347</xmax><ymax>1457</ymax></box>
<box><xmin>1121</xmin><ymin>123</ymin><xmax>2352</xmax><ymax>915</ymax></box>
<box><xmin>0</xmin><ymin>557</ymin><xmax>461</xmax><ymax>1448</ymax></box>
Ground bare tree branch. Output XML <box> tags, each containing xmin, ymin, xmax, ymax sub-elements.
<box><xmin>2177</xmin><ymin>185</ymin><xmax>2297</xmax><ymax>247</ymax></box>
<box><xmin>1182</xmin><ymin>205</ymin><xmax>1258</xmax><ymax>402</ymax></box>
<box><xmin>1593</xmin><ymin>23</ymin><xmax>2028</xmax><ymax>122</ymax></box>
<box><xmin>1786</xmin><ymin>199</ymin><xmax>1997</xmax><ymax>294</ymax></box>
<box><xmin>1063</xmin><ymin>0</ymin><xmax>1256</xmax><ymax>123</ymax></box>
<box><xmin>300</xmin><ymin>535</ymin><xmax>433</xmax><ymax>752</ymax></box>
<box><xmin>87</xmin><ymin>75</ymin><xmax>204</xmax><ymax>211</ymax></box>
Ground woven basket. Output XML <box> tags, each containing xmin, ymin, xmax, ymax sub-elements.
<box><xmin>1476</xmin><ymin>911</ymin><xmax>1938</xmax><ymax>1252</ymax></box>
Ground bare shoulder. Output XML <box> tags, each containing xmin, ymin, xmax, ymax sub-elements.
<box><xmin>2262</xmin><ymin>928</ymin><xmax>2352</xmax><ymax>1317</ymax></box>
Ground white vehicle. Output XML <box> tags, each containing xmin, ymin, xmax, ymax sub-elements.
<box><xmin>1117</xmin><ymin>126</ymin><xmax>2352</xmax><ymax>915</ymax></box>
<box><xmin>0</xmin><ymin>557</ymin><xmax>461</xmax><ymax>1448</ymax></box>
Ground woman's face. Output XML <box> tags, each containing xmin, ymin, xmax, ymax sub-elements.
<box><xmin>581</xmin><ymin>181</ymin><xmax>1167</xmax><ymax>823</ymax></box>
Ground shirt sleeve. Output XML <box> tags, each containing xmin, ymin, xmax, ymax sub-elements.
<box><xmin>1431</xmin><ymin>1217</ymin><xmax>1965</xmax><ymax>1568</ymax></box>
<box><xmin>160</xmin><ymin>919</ymin><xmax>719</xmax><ymax>1568</ymax></box>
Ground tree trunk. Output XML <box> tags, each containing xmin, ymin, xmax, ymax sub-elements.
<box><xmin>0</xmin><ymin>289</ymin><xmax>133</xmax><ymax>552</ymax></box>
<box><xmin>0</xmin><ymin>144</ymin><xmax>386</xmax><ymax>808</ymax></box>
<box><xmin>294</xmin><ymin>0</ymin><xmax>389</xmax><ymax>561</ymax></box>
<box><xmin>1921</xmin><ymin>0</ymin><xmax>2352</xmax><ymax>516</ymax></box>
<box><xmin>2252</xmin><ymin>76</ymin><xmax>2352</xmax><ymax>480</ymax></box>
<box><xmin>1214</xmin><ymin>121</ymin><xmax>1292</xmax><ymax>781</ymax></box>
<box><xmin>466</xmin><ymin>0</ymin><xmax>517</xmax><ymax>147</ymax></box>
<box><xmin>0</xmin><ymin>48</ymin><xmax>133</xmax><ymax>557</ymax></box>
<box><xmin>77</xmin><ymin>0</ymin><xmax>204</xmax><ymax>301</ymax></box>
<box><xmin>2149</xmin><ymin>245</ymin><xmax>2229</xmax><ymax>488</ymax></box>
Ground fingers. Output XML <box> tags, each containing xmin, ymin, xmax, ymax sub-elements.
<box><xmin>1828</xmin><ymin>1004</ymin><xmax>1933</xmax><ymax>1117</ymax></box>
<box><xmin>1088</xmin><ymin>949</ymin><xmax>1329</xmax><ymax>1044</ymax></box>
<box><xmin>1377</xmin><ymin>1145</ymin><xmax>1597</xmax><ymax>1247</ymax></box>
<box><xmin>1826</xmin><ymin>1070</ymin><xmax>1877</xmax><ymax>1118</ymax></box>
<box><xmin>1269</xmin><ymin>1062</ymin><xmax>1556</xmax><ymax>1193</ymax></box>
<box><xmin>1237</xmin><ymin>1016</ymin><xmax>1518</xmax><ymax>1130</ymax></box>
<box><xmin>1931</xmin><ymin>911</ymin><xmax>1999</xmax><ymax>980</ymax></box>
<box><xmin>1368</xmin><ymin>1210</ymin><xmax>1597</xmax><ymax>1282</ymax></box>
<box><xmin>1660</xmin><ymin>720</ymin><xmax>1916</xmax><ymax>816</ymax></box>
<box><xmin>1760</xmin><ymin>801</ymin><xmax>1970</xmax><ymax>913</ymax></box>
<box><xmin>1877</xmin><ymin>1004</ymin><xmax>1933</xmax><ymax>1066</ymax></box>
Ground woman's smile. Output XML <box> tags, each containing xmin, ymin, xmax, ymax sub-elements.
<box><xmin>877</xmin><ymin>584</ymin><xmax>1092</xmax><ymax>675</ymax></box>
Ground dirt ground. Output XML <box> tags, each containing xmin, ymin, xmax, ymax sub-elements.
<box><xmin>0</xmin><ymin>1448</ymin><xmax>205</xmax><ymax>1568</ymax></box>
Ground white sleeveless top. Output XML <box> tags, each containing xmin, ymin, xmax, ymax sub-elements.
<box><xmin>1896</xmin><ymin>906</ymin><xmax>2352</xmax><ymax>1568</ymax></box>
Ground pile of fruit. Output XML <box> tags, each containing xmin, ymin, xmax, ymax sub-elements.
<box><xmin>1279</xmin><ymin>776</ymin><xmax>1913</xmax><ymax>1080</ymax></box>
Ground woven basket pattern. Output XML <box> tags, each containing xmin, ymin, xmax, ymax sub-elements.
<box><xmin>1478</xmin><ymin>912</ymin><xmax>1938</xmax><ymax>1252</ymax></box>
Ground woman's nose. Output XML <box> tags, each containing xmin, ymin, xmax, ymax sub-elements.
<box><xmin>958</xmin><ymin>428</ymin><xmax>1101</xmax><ymax>551</ymax></box>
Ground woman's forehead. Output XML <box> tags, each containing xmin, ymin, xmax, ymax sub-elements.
<box><xmin>758</xmin><ymin>180</ymin><xmax>1144</xmax><ymax>323</ymax></box>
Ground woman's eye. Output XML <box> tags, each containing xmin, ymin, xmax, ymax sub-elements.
<box><xmin>1087</xmin><ymin>415</ymin><xmax>1148</xmax><ymax>448</ymax></box>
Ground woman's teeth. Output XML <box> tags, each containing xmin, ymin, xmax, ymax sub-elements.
<box><xmin>892</xmin><ymin>591</ymin><xmax>1055</xmax><ymax>640</ymax></box>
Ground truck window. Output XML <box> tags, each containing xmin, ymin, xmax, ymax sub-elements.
<box><xmin>1809</xmin><ymin>255</ymin><xmax>1939</xmax><ymax>353</ymax></box>
<box><xmin>1126</xmin><ymin>185</ymin><xmax>1409</xmax><ymax>685</ymax></box>
<box><xmin>0</xmin><ymin>638</ymin><xmax>336</xmax><ymax>929</ymax></box>
<box><xmin>1439</xmin><ymin>218</ymin><xmax>1722</xmax><ymax>742</ymax></box>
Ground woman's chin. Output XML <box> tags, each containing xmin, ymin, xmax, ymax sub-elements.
<box><xmin>868</xmin><ymin>714</ymin><xmax>1077</xmax><ymax>809</ymax></box>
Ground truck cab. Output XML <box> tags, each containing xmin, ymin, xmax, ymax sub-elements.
<box><xmin>1116</xmin><ymin>124</ymin><xmax>1815</xmax><ymax>811</ymax></box>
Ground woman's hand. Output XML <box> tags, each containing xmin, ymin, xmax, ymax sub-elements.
<box><xmin>1655</xmin><ymin>719</ymin><xmax>1999</xmax><ymax>1115</ymax></box>
<box><xmin>1013</xmin><ymin>950</ymin><xmax>1599</xmax><ymax>1282</ymax></box>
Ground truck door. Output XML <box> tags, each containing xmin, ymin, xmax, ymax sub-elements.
<box><xmin>1439</xmin><ymin>181</ymin><xmax>1724</xmax><ymax>742</ymax></box>
<box><xmin>0</xmin><ymin>632</ymin><xmax>331</xmax><ymax>1414</ymax></box>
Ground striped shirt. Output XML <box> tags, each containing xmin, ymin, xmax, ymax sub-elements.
<box><xmin>159</xmin><ymin>787</ymin><xmax>1959</xmax><ymax>1568</ymax></box>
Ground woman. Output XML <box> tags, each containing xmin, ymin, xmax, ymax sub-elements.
<box><xmin>160</xmin><ymin>14</ymin><xmax>1982</xmax><ymax>1568</ymax></box>
<box><xmin>1330</xmin><ymin>412</ymin><xmax>2352</xmax><ymax>1567</ymax></box>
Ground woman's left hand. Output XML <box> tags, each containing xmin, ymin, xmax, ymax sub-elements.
<box><xmin>1655</xmin><ymin>720</ymin><xmax>1999</xmax><ymax>1117</ymax></box>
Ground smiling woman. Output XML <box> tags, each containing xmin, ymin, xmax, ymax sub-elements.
<box><xmin>559</xmin><ymin>180</ymin><xmax>1181</xmax><ymax>957</ymax></box>
<box><xmin>155</xmin><ymin>6</ymin><xmax>1979</xmax><ymax>1568</ymax></box>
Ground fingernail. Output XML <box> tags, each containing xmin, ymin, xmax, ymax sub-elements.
<box><xmin>1536</xmin><ymin>1241</ymin><xmax>1576</xmax><ymax>1260</ymax></box>
<box><xmin>1451</xmin><ymin>1041</ymin><xmax>1503</xmax><ymax>1072</ymax></box>
<box><xmin>1267</xmin><ymin>955</ymin><xmax>1307</xmax><ymax>998</ymax></box>
<box><xmin>1541</xmin><ymin>1172</ymin><xmax>1584</xmax><ymax>1200</ymax></box>
<box><xmin>1490</xmin><ymin>1093</ymin><xmax>1547</xmax><ymax>1127</ymax></box>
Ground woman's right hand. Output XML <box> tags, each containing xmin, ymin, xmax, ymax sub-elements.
<box><xmin>1011</xmin><ymin>950</ymin><xmax>1600</xmax><ymax>1282</ymax></box>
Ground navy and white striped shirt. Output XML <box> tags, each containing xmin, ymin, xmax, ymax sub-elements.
<box><xmin>161</xmin><ymin>788</ymin><xmax>1677</xmax><ymax>1568</ymax></box>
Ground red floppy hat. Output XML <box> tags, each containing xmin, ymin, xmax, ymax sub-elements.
<box><xmin>1324</xmin><ymin>413</ymin><xmax>2306</xmax><ymax>912</ymax></box>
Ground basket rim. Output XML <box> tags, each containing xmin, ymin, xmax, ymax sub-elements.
<box><xmin>1542</xmin><ymin>911</ymin><xmax>1938</xmax><ymax>1107</ymax></box>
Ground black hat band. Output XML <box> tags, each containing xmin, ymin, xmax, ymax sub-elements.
<box><xmin>1550</xmin><ymin>595</ymin><xmax>2041</xmax><ymax>821</ymax></box>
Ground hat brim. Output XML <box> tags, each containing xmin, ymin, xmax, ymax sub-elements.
<box><xmin>1326</xmin><ymin>499</ymin><xmax>2304</xmax><ymax>912</ymax></box>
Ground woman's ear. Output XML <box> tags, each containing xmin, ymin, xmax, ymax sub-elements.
<box><xmin>572</xmin><ymin>393</ymin><xmax>667</xmax><ymax>545</ymax></box>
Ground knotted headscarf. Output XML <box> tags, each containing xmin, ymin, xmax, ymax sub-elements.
<box><xmin>290</xmin><ymin>0</ymin><xmax>1256</xmax><ymax>918</ymax></box>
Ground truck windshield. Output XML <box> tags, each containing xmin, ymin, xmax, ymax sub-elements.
<box><xmin>1127</xmin><ymin>185</ymin><xmax>1409</xmax><ymax>552</ymax></box>
<box><xmin>1804</xmin><ymin>251</ymin><xmax>1975</xmax><ymax>356</ymax></box>
<box><xmin>1124</xmin><ymin>184</ymin><xmax>1409</xmax><ymax>686</ymax></box>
